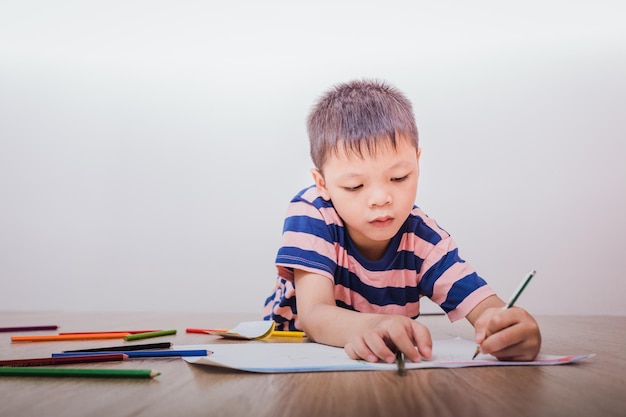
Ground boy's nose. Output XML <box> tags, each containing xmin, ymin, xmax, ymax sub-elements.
<box><xmin>368</xmin><ymin>188</ymin><xmax>392</xmax><ymax>207</ymax></box>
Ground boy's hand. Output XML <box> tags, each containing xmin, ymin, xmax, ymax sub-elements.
<box><xmin>473</xmin><ymin>306</ymin><xmax>541</xmax><ymax>361</ymax></box>
<box><xmin>343</xmin><ymin>315</ymin><xmax>432</xmax><ymax>363</ymax></box>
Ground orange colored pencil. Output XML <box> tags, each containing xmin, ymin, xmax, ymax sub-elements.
<box><xmin>11</xmin><ymin>333</ymin><xmax>130</xmax><ymax>342</ymax></box>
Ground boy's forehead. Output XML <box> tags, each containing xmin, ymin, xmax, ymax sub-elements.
<box><xmin>328</xmin><ymin>134</ymin><xmax>417</xmax><ymax>162</ymax></box>
<box><xmin>322</xmin><ymin>136</ymin><xmax>418</xmax><ymax>172</ymax></box>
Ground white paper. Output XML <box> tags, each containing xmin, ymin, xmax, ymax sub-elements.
<box><xmin>178</xmin><ymin>337</ymin><xmax>591</xmax><ymax>374</ymax></box>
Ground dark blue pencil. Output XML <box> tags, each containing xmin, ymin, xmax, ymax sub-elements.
<box><xmin>63</xmin><ymin>342</ymin><xmax>172</xmax><ymax>353</ymax></box>
<box><xmin>52</xmin><ymin>349</ymin><xmax>209</xmax><ymax>358</ymax></box>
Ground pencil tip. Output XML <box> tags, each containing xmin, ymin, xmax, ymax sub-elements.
<box><xmin>472</xmin><ymin>346</ymin><xmax>480</xmax><ymax>360</ymax></box>
<box><xmin>151</xmin><ymin>370</ymin><xmax>161</xmax><ymax>378</ymax></box>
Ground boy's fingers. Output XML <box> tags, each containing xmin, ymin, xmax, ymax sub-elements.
<box><xmin>392</xmin><ymin>335</ymin><xmax>421</xmax><ymax>363</ymax></box>
<box><xmin>363</xmin><ymin>331</ymin><xmax>396</xmax><ymax>363</ymax></box>
<box><xmin>475</xmin><ymin>307</ymin><xmax>517</xmax><ymax>344</ymax></box>
<box><xmin>410</xmin><ymin>322</ymin><xmax>432</xmax><ymax>360</ymax></box>
<box><xmin>486</xmin><ymin>308</ymin><xmax>519</xmax><ymax>333</ymax></box>
<box><xmin>344</xmin><ymin>339</ymin><xmax>378</xmax><ymax>363</ymax></box>
<box><xmin>483</xmin><ymin>309</ymin><xmax>541</xmax><ymax>360</ymax></box>
<box><xmin>385</xmin><ymin>322</ymin><xmax>432</xmax><ymax>362</ymax></box>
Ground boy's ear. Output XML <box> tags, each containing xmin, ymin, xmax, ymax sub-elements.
<box><xmin>311</xmin><ymin>169</ymin><xmax>331</xmax><ymax>201</ymax></box>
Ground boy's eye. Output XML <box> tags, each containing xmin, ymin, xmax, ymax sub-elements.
<box><xmin>391</xmin><ymin>175</ymin><xmax>409</xmax><ymax>182</ymax></box>
<box><xmin>343</xmin><ymin>184</ymin><xmax>363</xmax><ymax>191</ymax></box>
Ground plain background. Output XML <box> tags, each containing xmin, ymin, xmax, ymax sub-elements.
<box><xmin>1</xmin><ymin>1</ymin><xmax>624</xmax><ymax>316</ymax></box>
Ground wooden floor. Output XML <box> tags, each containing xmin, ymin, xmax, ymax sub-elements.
<box><xmin>0</xmin><ymin>312</ymin><xmax>624</xmax><ymax>417</ymax></box>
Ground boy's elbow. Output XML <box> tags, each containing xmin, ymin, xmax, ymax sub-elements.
<box><xmin>296</xmin><ymin>309</ymin><xmax>322</xmax><ymax>342</ymax></box>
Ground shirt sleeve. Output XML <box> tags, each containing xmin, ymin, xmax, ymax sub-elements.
<box><xmin>418</xmin><ymin>235</ymin><xmax>496</xmax><ymax>322</ymax></box>
<box><xmin>275</xmin><ymin>198</ymin><xmax>339</xmax><ymax>283</ymax></box>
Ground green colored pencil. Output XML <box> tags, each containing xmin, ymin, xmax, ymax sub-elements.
<box><xmin>124</xmin><ymin>329</ymin><xmax>177</xmax><ymax>341</ymax></box>
<box><xmin>0</xmin><ymin>367</ymin><xmax>160</xmax><ymax>378</ymax></box>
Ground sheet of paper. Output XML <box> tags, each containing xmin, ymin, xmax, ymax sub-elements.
<box><xmin>207</xmin><ymin>321</ymin><xmax>275</xmax><ymax>340</ymax></box>
<box><xmin>178</xmin><ymin>337</ymin><xmax>591</xmax><ymax>373</ymax></box>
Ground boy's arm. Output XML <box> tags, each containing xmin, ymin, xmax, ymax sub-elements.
<box><xmin>466</xmin><ymin>295</ymin><xmax>541</xmax><ymax>361</ymax></box>
<box><xmin>294</xmin><ymin>269</ymin><xmax>432</xmax><ymax>363</ymax></box>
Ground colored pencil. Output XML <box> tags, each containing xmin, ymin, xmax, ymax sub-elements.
<box><xmin>124</xmin><ymin>329</ymin><xmax>177</xmax><ymax>341</ymax></box>
<box><xmin>11</xmin><ymin>333</ymin><xmax>130</xmax><ymax>342</ymax></box>
<box><xmin>63</xmin><ymin>342</ymin><xmax>172</xmax><ymax>353</ymax></box>
<box><xmin>53</xmin><ymin>349</ymin><xmax>209</xmax><ymax>358</ymax></box>
<box><xmin>270</xmin><ymin>330</ymin><xmax>305</xmax><ymax>338</ymax></box>
<box><xmin>186</xmin><ymin>328</ymin><xmax>229</xmax><ymax>334</ymax></box>
<box><xmin>396</xmin><ymin>351</ymin><xmax>406</xmax><ymax>376</ymax></box>
<box><xmin>0</xmin><ymin>354</ymin><xmax>128</xmax><ymax>367</ymax></box>
<box><xmin>59</xmin><ymin>330</ymin><xmax>158</xmax><ymax>335</ymax></box>
<box><xmin>0</xmin><ymin>367</ymin><xmax>160</xmax><ymax>378</ymax></box>
<box><xmin>0</xmin><ymin>325</ymin><xmax>58</xmax><ymax>333</ymax></box>
<box><xmin>472</xmin><ymin>269</ymin><xmax>537</xmax><ymax>359</ymax></box>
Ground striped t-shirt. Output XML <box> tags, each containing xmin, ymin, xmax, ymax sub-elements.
<box><xmin>263</xmin><ymin>185</ymin><xmax>495</xmax><ymax>331</ymax></box>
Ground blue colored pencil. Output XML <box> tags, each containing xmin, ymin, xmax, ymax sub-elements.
<box><xmin>52</xmin><ymin>349</ymin><xmax>209</xmax><ymax>358</ymax></box>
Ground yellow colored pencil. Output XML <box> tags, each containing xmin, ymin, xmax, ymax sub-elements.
<box><xmin>270</xmin><ymin>330</ymin><xmax>305</xmax><ymax>338</ymax></box>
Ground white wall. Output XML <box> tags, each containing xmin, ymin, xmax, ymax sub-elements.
<box><xmin>1</xmin><ymin>1</ymin><xmax>624</xmax><ymax>315</ymax></box>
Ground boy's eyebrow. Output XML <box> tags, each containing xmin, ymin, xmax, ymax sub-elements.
<box><xmin>336</xmin><ymin>161</ymin><xmax>414</xmax><ymax>181</ymax></box>
<box><xmin>335</xmin><ymin>172</ymin><xmax>366</xmax><ymax>182</ymax></box>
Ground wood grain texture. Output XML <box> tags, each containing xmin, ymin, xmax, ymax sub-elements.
<box><xmin>0</xmin><ymin>312</ymin><xmax>623</xmax><ymax>417</ymax></box>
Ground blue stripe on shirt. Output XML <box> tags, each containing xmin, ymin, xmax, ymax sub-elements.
<box><xmin>440</xmin><ymin>273</ymin><xmax>488</xmax><ymax>313</ymax></box>
<box><xmin>334</xmin><ymin>266</ymin><xmax>421</xmax><ymax>307</ymax></box>
<box><xmin>418</xmin><ymin>247</ymin><xmax>463</xmax><ymax>298</ymax></box>
<box><xmin>276</xmin><ymin>247</ymin><xmax>336</xmax><ymax>276</ymax></box>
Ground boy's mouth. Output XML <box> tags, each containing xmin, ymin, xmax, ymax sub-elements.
<box><xmin>370</xmin><ymin>216</ymin><xmax>393</xmax><ymax>228</ymax></box>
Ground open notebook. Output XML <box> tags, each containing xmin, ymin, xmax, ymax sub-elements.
<box><xmin>179</xmin><ymin>337</ymin><xmax>591</xmax><ymax>374</ymax></box>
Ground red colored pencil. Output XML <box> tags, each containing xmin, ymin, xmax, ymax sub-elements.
<box><xmin>186</xmin><ymin>328</ymin><xmax>229</xmax><ymax>334</ymax></box>
<box><xmin>0</xmin><ymin>325</ymin><xmax>58</xmax><ymax>333</ymax></box>
<box><xmin>11</xmin><ymin>333</ymin><xmax>130</xmax><ymax>342</ymax></box>
<box><xmin>0</xmin><ymin>353</ymin><xmax>128</xmax><ymax>367</ymax></box>
<box><xmin>59</xmin><ymin>330</ymin><xmax>159</xmax><ymax>335</ymax></box>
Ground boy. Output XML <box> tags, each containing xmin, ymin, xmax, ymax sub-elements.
<box><xmin>264</xmin><ymin>79</ymin><xmax>541</xmax><ymax>363</ymax></box>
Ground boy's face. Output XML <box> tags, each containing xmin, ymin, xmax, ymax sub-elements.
<box><xmin>312</xmin><ymin>137</ymin><xmax>420</xmax><ymax>261</ymax></box>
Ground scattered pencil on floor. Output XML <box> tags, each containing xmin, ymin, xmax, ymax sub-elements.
<box><xmin>0</xmin><ymin>367</ymin><xmax>160</xmax><ymax>379</ymax></box>
<box><xmin>186</xmin><ymin>328</ymin><xmax>229</xmax><ymax>334</ymax></box>
<box><xmin>59</xmin><ymin>330</ymin><xmax>158</xmax><ymax>335</ymax></box>
<box><xmin>64</xmin><ymin>342</ymin><xmax>172</xmax><ymax>353</ymax></box>
<box><xmin>53</xmin><ymin>349</ymin><xmax>209</xmax><ymax>358</ymax></box>
<box><xmin>11</xmin><ymin>333</ymin><xmax>131</xmax><ymax>342</ymax></box>
<box><xmin>124</xmin><ymin>330</ymin><xmax>177</xmax><ymax>341</ymax></box>
<box><xmin>270</xmin><ymin>331</ymin><xmax>305</xmax><ymax>338</ymax></box>
<box><xmin>0</xmin><ymin>354</ymin><xmax>128</xmax><ymax>367</ymax></box>
<box><xmin>0</xmin><ymin>325</ymin><xmax>58</xmax><ymax>333</ymax></box>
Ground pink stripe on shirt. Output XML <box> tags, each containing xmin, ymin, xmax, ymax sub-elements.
<box><xmin>429</xmin><ymin>262</ymin><xmax>477</xmax><ymax>306</ymax></box>
<box><xmin>447</xmin><ymin>285</ymin><xmax>496</xmax><ymax>322</ymax></box>
<box><xmin>398</xmin><ymin>231</ymin><xmax>438</xmax><ymax>259</ymax></box>
<box><xmin>419</xmin><ymin>238</ymin><xmax>459</xmax><ymax>276</ymax></box>
<box><xmin>287</xmin><ymin>201</ymin><xmax>344</xmax><ymax>226</ymax></box>
<box><xmin>301</xmin><ymin>186</ymin><xmax>322</xmax><ymax>202</ymax></box>
<box><xmin>341</xmin><ymin>258</ymin><xmax>420</xmax><ymax>289</ymax></box>
<box><xmin>410</xmin><ymin>207</ymin><xmax>450</xmax><ymax>240</ymax></box>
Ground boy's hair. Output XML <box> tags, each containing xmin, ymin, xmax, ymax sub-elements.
<box><xmin>307</xmin><ymin>79</ymin><xmax>419</xmax><ymax>170</ymax></box>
